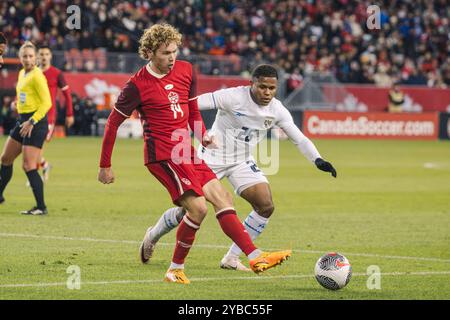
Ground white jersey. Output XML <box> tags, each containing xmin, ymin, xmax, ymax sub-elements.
<box><xmin>197</xmin><ymin>86</ymin><xmax>321</xmax><ymax>166</ymax></box>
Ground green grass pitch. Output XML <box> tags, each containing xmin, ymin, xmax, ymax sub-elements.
<box><xmin>0</xmin><ymin>136</ymin><xmax>449</xmax><ymax>299</ymax></box>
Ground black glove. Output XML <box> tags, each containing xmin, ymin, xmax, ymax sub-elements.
<box><xmin>315</xmin><ymin>158</ymin><xmax>337</xmax><ymax>178</ymax></box>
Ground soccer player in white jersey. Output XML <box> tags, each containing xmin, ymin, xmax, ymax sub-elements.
<box><xmin>139</xmin><ymin>64</ymin><xmax>336</xmax><ymax>271</ymax></box>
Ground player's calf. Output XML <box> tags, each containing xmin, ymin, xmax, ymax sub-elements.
<box><xmin>253</xmin><ymin>202</ymin><xmax>274</xmax><ymax>219</ymax></box>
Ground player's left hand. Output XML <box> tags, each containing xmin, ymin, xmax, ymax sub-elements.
<box><xmin>202</xmin><ymin>134</ymin><xmax>218</xmax><ymax>149</ymax></box>
<box><xmin>19</xmin><ymin>120</ymin><xmax>34</xmax><ymax>138</ymax></box>
<box><xmin>66</xmin><ymin>116</ymin><xmax>74</xmax><ymax>128</ymax></box>
<box><xmin>315</xmin><ymin>158</ymin><xmax>337</xmax><ymax>178</ymax></box>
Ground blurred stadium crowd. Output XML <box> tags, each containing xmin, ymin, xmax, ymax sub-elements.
<box><xmin>1</xmin><ymin>0</ymin><xmax>449</xmax><ymax>88</ymax></box>
<box><xmin>0</xmin><ymin>0</ymin><xmax>450</xmax><ymax>87</ymax></box>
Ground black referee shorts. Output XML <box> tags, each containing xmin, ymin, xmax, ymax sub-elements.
<box><xmin>10</xmin><ymin>113</ymin><xmax>49</xmax><ymax>149</ymax></box>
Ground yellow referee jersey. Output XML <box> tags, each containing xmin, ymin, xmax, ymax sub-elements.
<box><xmin>16</xmin><ymin>66</ymin><xmax>51</xmax><ymax>123</ymax></box>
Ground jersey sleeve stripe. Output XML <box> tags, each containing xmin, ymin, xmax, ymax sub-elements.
<box><xmin>113</xmin><ymin>106</ymin><xmax>130</xmax><ymax>118</ymax></box>
<box><xmin>188</xmin><ymin>96</ymin><xmax>198</xmax><ymax>101</ymax></box>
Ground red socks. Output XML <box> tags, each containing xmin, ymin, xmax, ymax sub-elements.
<box><xmin>172</xmin><ymin>215</ymin><xmax>200</xmax><ymax>264</ymax></box>
<box><xmin>216</xmin><ymin>208</ymin><xmax>257</xmax><ymax>256</ymax></box>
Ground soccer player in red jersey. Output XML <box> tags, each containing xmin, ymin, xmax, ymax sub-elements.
<box><xmin>98</xmin><ymin>23</ymin><xmax>291</xmax><ymax>284</ymax></box>
<box><xmin>37</xmin><ymin>46</ymin><xmax>74</xmax><ymax>180</ymax></box>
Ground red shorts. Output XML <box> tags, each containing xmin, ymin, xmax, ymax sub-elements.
<box><xmin>147</xmin><ymin>158</ymin><xmax>217</xmax><ymax>205</ymax></box>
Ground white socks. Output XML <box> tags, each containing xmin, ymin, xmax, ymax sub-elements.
<box><xmin>247</xmin><ymin>249</ymin><xmax>263</xmax><ymax>260</ymax></box>
<box><xmin>148</xmin><ymin>207</ymin><xmax>185</xmax><ymax>242</ymax></box>
<box><xmin>169</xmin><ymin>262</ymin><xmax>184</xmax><ymax>270</ymax></box>
<box><xmin>226</xmin><ymin>211</ymin><xmax>269</xmax><ymax>258</ymax></box>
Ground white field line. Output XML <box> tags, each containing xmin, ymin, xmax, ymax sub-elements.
<box><xmin>1</xmin><ymin>271</ymin><xmax>450</xmax><ymax>289</ymax></box>
<box><xmin>1</xmin><ymin>232</ymin><xmax>450</xmax><ymax>263</ymax></box>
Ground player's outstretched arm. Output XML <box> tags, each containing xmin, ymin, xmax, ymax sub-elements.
<box><xmin>98</xmin><ymin>108</ymin><xmax>126</xmax><ymax>184</ymax></box>
<box><xmin>276</xmin><ymin>107</ymin><xmax>337</xmax><ymax>178</ymax></box>
<box><xmin>188</xmin><ymin>97</ymin><xmax>209</xmax><ymax>143</ymax></box>
<box><xmin>314</xmin><ymin>158</ymin><xmax>337</xmax><ymax>178</ymax></box>
<box><xmin>98</xmin><ymin>80</ymin><xmax>139</xmax><ymax>184</ymax></box>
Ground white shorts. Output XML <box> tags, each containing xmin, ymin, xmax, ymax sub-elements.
<box><xmin>207</xmin><ymin>158</ymin><xmax>269</xmax><ymax>195</ymax></box>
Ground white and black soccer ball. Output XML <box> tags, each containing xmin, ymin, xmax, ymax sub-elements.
<box><xmin>314</xmin><ymin>252</ymin><xmax>352</xmax><ymax>290</ymax></box>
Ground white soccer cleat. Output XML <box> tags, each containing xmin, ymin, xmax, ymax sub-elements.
<box><xmin>139</xmin><ymin>226</ymin><xmax>157</xmax><ymax>264</ymax></box>
<box><xmin>220</xmin><ymin>255</ymin><xmax>251</xmax><ymax>272</ymax></box>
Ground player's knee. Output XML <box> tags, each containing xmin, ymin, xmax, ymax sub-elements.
<box><xmin>22</xmin><ymin>160</ymin><xmax>37</xmax><ymax>172</ymax></box>
<box><xmin>2</xmin><ymin>156</ymin><xmax>17</xmax><ymax>166</ymax></box>
<box><xmin>0</xmin><ymin>153</ymin><xmax>12</xmax><ymax>165</ymax></box>
<box><xmin>206</xmin><ymin>184</ymin><xmax>233</xmax><ymax>208</ymax></box>
<box><xmin>192</xmin><ymin>203</ymin><xmax>208</xmax><ymax>221</ymax></box>
<box><xmin>255</xmin><ymin>201</ymin><xmax>274</xmax><ymax>218</ymax></box>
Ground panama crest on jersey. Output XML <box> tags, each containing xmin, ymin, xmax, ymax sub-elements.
<box><xmin>168</xmin><ymin>91</ymin><xmax>183</xmax><ymax>119</ymax></box>
<box><xmin>264</xmin><ymin>118</ymin><xmax>273</xmax><ymax>128</ymax></box>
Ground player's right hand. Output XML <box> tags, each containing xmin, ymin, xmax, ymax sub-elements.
<box><xmin>98</xmin><ymin>167</ymin><xmax>115</xmax><ymax>184</ymax></box>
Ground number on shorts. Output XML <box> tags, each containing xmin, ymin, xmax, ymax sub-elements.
<box><xmin>248</xmin><ymin>161</ymin><xmax>261</xmax><ymax>173</ymax></box>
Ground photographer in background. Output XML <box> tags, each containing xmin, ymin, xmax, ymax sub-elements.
<box><xmin>388</xmin><ymin>83</ymin><xmax>405</xmax><ymax>113</ymax></box>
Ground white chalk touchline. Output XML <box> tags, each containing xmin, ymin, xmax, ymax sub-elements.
<box><xmin>1</xmin><ymin>232</ymin><xmax>450</xmax><ymax>263</ymax></box>
<box><xmin>1</xmin><ymin>271</ymin><xmax>450</xmax><ymax>289</ymax></box>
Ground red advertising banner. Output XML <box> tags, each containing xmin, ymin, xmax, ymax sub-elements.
<box><xmin>303</xmin><ymin>111</ymin><xmax>439</xmax><ymax>140</ymax></box>
<box><xmin>64</xmin><ymin>73</ymin><xmax>248</xmax><ymax>97</ymax></box>
<box><xmin>62</xmin><ymin>73</ymin><xmax>249</xmax><ymax>109</ymax></box>
<box><xmin>322</xmin><ymin>84</ymin><xmax>450</xmax><ymax>113</ymax></box>
<box><xmin>1</xmin><ymin>71</ymin><xmax>249</xmax><ymax>109</ymax></box>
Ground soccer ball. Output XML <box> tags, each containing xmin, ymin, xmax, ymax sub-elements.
<box><xmin>314</xmin><ymin>252</ymin><xmax>352</xmax><ymax>290</ymax></box>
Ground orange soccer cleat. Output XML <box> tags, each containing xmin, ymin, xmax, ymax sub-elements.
<box><xmin>249</xmin><ymin>250</ymin><xmax>292</xmax><ymax>274</ymax></box>
<box><xmin>164</xmin><ymin>269</ymin><xmax>191</xmax><ymax>284</ymax></box>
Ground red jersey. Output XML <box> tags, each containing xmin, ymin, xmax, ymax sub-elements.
<box><xmin>100</xmin><ymin>60</ymin><xmax>206</xmax><ymax>166</ymax></box>
<box><xmin>43</xmin><ymin>65</ymin><xmax>73</xmax><ymax>124</ymax></box>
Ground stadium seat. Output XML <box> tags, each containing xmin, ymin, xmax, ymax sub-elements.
<box><xmin>68</xmin><ymin>48</ymin><xmax>82</xmax><ymax>71</ymax></box>
<box><xmin>93</xmin><ymin>48</ymin><xmax>107</xmax><ymax>71</ymax></box>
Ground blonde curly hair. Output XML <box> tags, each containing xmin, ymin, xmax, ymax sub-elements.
<box><xmin>139</xmin><ymin>23</ymin><xmax>182</xmax><ymax>60</ymax></box>
<box><xmin>19</xmin><ymin>41</ymin><xmax>36</xmax><ymax>57</ymax></box>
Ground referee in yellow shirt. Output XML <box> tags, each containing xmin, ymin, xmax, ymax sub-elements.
<box><xmin>0</xmin><ymin>41</ymin><xmax>51</xmax><ymax>215</ymax></box>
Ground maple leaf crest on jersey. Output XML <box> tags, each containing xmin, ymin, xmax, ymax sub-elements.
<box><xmin>168</xmin><ymin>91</ymin><xmax>179</xmax><ymax>104</ymax></box>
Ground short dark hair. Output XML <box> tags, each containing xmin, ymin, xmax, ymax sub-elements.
<box><xmin>252</xmin><ymin>64</ymin><xmax>278</xmax><ymax>79</ymax></box>
<box><xmin>0</xmin><ymin>32</ymin><xmax>6</xmax><ymax>44</ymax></box>
<box><xmin>38</xmin><ymin>44</ymin><xmax>51</xmax><ymax>51</ymax></box>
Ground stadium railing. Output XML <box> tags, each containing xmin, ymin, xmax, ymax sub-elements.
<box><xmin>50</xmin><ymin>50</ymin><xmax>254</xmax><ymax>76</ymax></box>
